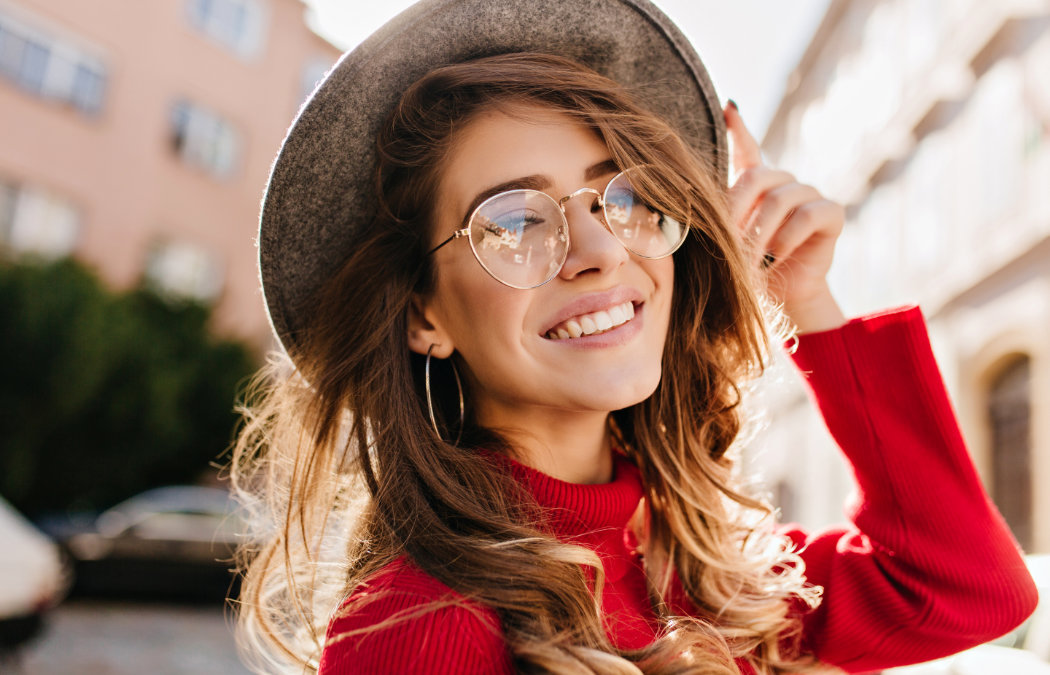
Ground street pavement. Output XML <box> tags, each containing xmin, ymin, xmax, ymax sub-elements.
<box><xmin>13</xmin><ymin>600</ymin><xmax>253</xmax><ymax>675</ymax></box>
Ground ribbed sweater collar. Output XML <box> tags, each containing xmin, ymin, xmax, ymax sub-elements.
<box><xmin>502</xmin><ymin>452</ymin><xmax>645</xmax><ymax>539</ymax></box>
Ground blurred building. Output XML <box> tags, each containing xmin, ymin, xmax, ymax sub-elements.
<box><xmin>755</xmin><ymin>0</ymin><xmax>1050</xmax><ymax>553</ymax></box>
<box><xmin>0</xmin><ymin>0</ymin><xmax>340</xmax><ymax>347</ymax></box>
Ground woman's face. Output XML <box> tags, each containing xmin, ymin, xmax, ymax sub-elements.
<box><xmin>409</xmin><ymin>104</ymin><xmax>675</xmax><ymax>430</ymax></box>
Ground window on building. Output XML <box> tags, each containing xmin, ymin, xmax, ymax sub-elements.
<box><xmin>0</xmin><ymin>11</ymin><xmax>107</xmax><ymax>115</ymax></box>
<box><xmin>186</xmin><ymin>0</ymin><xmax>267</xmax><ymax>59</ymax></box>
<box><xmin>987</xmin><ymin>354</ymin><xmax>1033</xmax><ymax>551</ymax></box>
<box><xmin>855</xmin><ymin>183</ymin><xmax>905</xmax><ymax>310</ymax></box>
<box><xmin>70</xmin><ymin>61</ymin><xmax>106</xmax><ymax>113</ymax></box>
<box><xmin>971</xmin><ymin>62</ymin><xmax>1023</xmax><ymax>225</ymax></box>
<box><xmin>1023</xmin><ymin>32</ymin><xmax>1050</xmax><ymax>157</ymax></box>
<box><xmin>145</xmin><ymin>241</ymin><xmax>224</xmax><ymax>303</ymax></box>
<box><xmin>0</xmin><ymin>179</ymin><xmax>16</xmax><ymax>243</ymax></box>
<box><xmin>0</xmin><ymin>182</ymin><xmax>80</xmax><ymax>260</ymax></box>
<box><xmin>170</xmin><ymin>100</ymin><xmax>241</xmax><ymax>178</ymax></box>
<box><xmin>904</xmin><ymin>135</ymin><xmax>948</xmax><ymax>278</ymax></box>
<box><xmin>18</xmin><ymin>37</ymin><xmax>48</xmax><ymax>89</ymax></box>
<box><xmin>902</xmin><ymin>0</ymin><xmax>942</xmax><ymax>78</ymax></box>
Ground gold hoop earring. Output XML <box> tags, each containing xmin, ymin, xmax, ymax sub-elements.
<box><xmin>425</xmin><ymin>344</ymin><xmax>464</xmax><ymax>445</ymax></box>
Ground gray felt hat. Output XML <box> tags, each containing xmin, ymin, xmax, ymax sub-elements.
<box><xmin>259</xmin><ymin>0</ymin><xmax>727</xmax><ymax>357</ymax></box>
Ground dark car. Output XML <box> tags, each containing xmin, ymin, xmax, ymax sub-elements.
<box><xmin>43</xmin><ymin>486</ymin><xmax>249</xmax><ymax>603</ymax></box>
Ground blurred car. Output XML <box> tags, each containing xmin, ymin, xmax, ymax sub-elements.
<box><xmin>40</xmin><ymin>486</ymin><xmax>248</xmax><ymax>603</ymax></box>
<box><xmin>0</xmin><ymin>496</ymin><xmax>67</xmax><ymax>653</ymax></box>
<box><xmin>886</xmin><ymin>554</ymin><xmax>1050</xmax><ymax>674</ymax></box>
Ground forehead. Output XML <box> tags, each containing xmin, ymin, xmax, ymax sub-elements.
<box><xmin>439</xmin><ymin>104</ymin><xmax>610</xmax><ymax>203</ymax></box>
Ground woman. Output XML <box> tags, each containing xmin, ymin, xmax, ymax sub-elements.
<box><xmin>232</xmin><ymin>1</ymin><xmax>1037</xmax><ymax>674</ymax></box>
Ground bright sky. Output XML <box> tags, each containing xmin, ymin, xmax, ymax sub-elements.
<box><xmin>302</xmin><ymin>0</ymin><xmax>831</xmax><ymax>139</ymax></box>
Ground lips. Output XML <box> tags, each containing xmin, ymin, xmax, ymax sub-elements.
<box><xmin>540</xmin><ymin>287</ymin><xmax>645</xmax><ymax>341</ymax></box>
<box><xmin>545</xmin><ymin>301</ymin><xmax>636</xmax><ymax>339</ymax></box>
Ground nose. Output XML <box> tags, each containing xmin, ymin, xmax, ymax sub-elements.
<box><xmin>557</xmin><ymin>191</ymin><xmax>629</xmax><ymax>281</ymax></box>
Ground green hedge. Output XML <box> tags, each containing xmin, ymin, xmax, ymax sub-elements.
<box><xmin>0</xmin><ymin>258</ymin><xmax>255</xmax><ymax>516</ymax></box>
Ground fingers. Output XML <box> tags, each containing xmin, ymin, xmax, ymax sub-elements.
<box><xmin>728</xmin><ymin>166</ymin><xmax>797</xmax><ymax>235</ymax></box>
<box><xmin>722</xmin><ymin>97</ymin><xmax>845</xmax><ymax>307</ymax></box>
<box><xmin>761</xmin><ymin>199</ymin><xmax>844</xmax><ymax>268</ymax></box>
<box><xmin>740</xmin><ymin>179</ymin><xmax>843</xmax><ymax>269</ymax></box>
<box><xmin>724</xmin><ymin>100</ymin><xmax>762</xmax><ymax>179</ymax></box>
<box><xmin>748</xmin><ymin>181</ymin><xmax>823</xmax><ymax>254</ymax></box>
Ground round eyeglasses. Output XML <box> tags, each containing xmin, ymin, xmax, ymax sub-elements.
<box><xmin>426</xmin><ymin>168</ymin><xmax>687</xmax><ymax>289</ymax></box>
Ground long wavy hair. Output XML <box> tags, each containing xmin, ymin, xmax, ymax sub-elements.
<box><xmin>231</xmin><ymin>53</ymin><xmax>821</xmax><ymax>675</ymax></box>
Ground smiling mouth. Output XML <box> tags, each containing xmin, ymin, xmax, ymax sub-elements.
<box><xmin>544</xmin><ymin>301</ymin><xmax>637</xmax><ymax>340</ymax></box>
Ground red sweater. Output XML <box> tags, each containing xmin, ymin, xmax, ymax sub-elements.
<box><xmin>317</xmin><ymin>306</ymin><xmax>1037</xmax><ymax>674</ymax></box>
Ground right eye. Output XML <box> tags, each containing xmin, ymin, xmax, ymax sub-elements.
<box><xmin>489</xmin><ymin>209</ymin><xmax>545</xmax><ymax>233</ymax></box>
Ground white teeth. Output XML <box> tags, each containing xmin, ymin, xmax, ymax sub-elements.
<box><xmin>545</xmin><ymin>301</ymin><xmax>638</xmax><ymax>340</ymax></box>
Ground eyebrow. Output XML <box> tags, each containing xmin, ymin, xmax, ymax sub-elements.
<box><xmin>459</xmin><ymin>158</ymin><xmax>621</xmax><ymax>229</ymax></box>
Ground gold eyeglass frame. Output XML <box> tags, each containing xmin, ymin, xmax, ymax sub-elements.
<box><xmin>426</xmin><ymin>168</ymin><xmax>686</xmax><ymax>289</ymax></box>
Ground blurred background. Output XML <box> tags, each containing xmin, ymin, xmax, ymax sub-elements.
<box><xmin>0</xmin><ymin>0</ymin><xmax>1046</xmax><ymax>672</ymax></box>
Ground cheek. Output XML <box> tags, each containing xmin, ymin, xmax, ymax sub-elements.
<box><xmin>647</xmin><ymin>259</ymin><xmax>676</xmax><ymax>365</ymax></box>
<box><xmin>433</xmin><ymin>269</ymin><xmax>532</xmax><ymax>363</ymax></box>
<box><xmin>649</xmin><ymin>258</ymin><xmax>676</xmax><ymax>322</ymax></box>
<box><xmin>445</xmin><ymin>299</ymin><xmax>538</xmax><ymax>407</ymax></box>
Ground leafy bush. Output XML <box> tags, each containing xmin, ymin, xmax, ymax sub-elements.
<box><xmin>0</xmin><ymin>258</ymin><xmax>255</xmax><ymax>516</ymax></box>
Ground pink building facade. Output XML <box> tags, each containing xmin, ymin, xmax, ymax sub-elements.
<box><xmin>0</xmin><ymin>0</ymin><xmax>340</xmax><ymax>347</ymax></box>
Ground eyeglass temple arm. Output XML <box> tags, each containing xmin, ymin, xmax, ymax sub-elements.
<box><xmin>426</xmin><ymin>227</ymin><xmax>470</xmax><ymax>256</ymax></box>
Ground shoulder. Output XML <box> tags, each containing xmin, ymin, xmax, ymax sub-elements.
<box><xmin>318</xmin><ymin>557</ymin><xmax>512</xmax><ymax>675</ymax></box>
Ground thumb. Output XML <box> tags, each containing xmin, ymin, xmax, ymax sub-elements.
<box><xmin>724</xmin><ymin>100</ymin><xmax>762</xmax><ymax>179</ymax></box>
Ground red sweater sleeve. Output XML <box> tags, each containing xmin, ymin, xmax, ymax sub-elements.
<box><xmin>317</xmin><ymin>559</ymin><xmax>512</xmax><ymax>674</ymax></box>
<box><xmin>784</xmin><ymin>305</ymin><xmax>1037</xmax><ymax>671</ymax></box>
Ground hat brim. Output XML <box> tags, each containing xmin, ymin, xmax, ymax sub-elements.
<box><xmin>259</xmin><ymin>0</ymin><xmax>726</xmax><ymax>357</ymax></box>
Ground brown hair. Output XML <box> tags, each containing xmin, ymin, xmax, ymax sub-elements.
<box><xmin>231</xmin><ymin>53</ymin><xmax>820</xmax><ymax>674</ymax></box>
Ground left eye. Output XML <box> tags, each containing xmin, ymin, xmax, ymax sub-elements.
<box><xmin>605</xmin><ymin>187</ymin><xmax>636</xmax><ymax>209</ymax></box>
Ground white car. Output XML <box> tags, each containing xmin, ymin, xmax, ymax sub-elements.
<box><xmin>0</xmin><ymin>496</ymin><xmax>66</xmax><ymax>652</ymax></box>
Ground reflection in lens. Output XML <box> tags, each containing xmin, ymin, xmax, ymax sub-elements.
<box><xmin>604</xmin><ymin>171</ymin><xmax>685</xmax><ymax>258</ymax></box>
<box><xmin>469</xmin><ymin>190</ymin><xmax>568</xmax><ymax>288</ymax></box>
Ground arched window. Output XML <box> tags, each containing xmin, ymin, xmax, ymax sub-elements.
<box><xmin>987</xmin><ymin>355</ymin><xmax>1033</xmax><ymax>550</ymax></box>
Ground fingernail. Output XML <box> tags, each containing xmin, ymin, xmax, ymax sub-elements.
<box><xmin>727</xmin><ymin>99</ymin><xmax>739</xmax><ymax>112</ymax></box>
<box><xmin>762</xmin><ymin>252</ymin><xmax>776</xmax><ymax>268</ymax></box>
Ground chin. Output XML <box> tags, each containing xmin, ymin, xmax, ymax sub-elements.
<box><xmin>577</xmin><ymin>366</ymin><xmax>662</xmax><ymax>412</ymax></box>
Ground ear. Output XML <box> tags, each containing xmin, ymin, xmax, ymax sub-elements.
<box><xmin>407</xmin><ymin>294</ymin><xmax>455</xmax><ymax>358</ymax></box>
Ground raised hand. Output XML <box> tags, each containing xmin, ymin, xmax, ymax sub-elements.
<box><xmin>724</xmin><ymin>100</ymin><xmax>847</xmax><ymax>334</ymax></box>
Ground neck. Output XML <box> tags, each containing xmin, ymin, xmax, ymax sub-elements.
<box><xmin>477</xmin><ymin>404</ymin><xmax>614</xmax><ymax>484</ymax></box>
